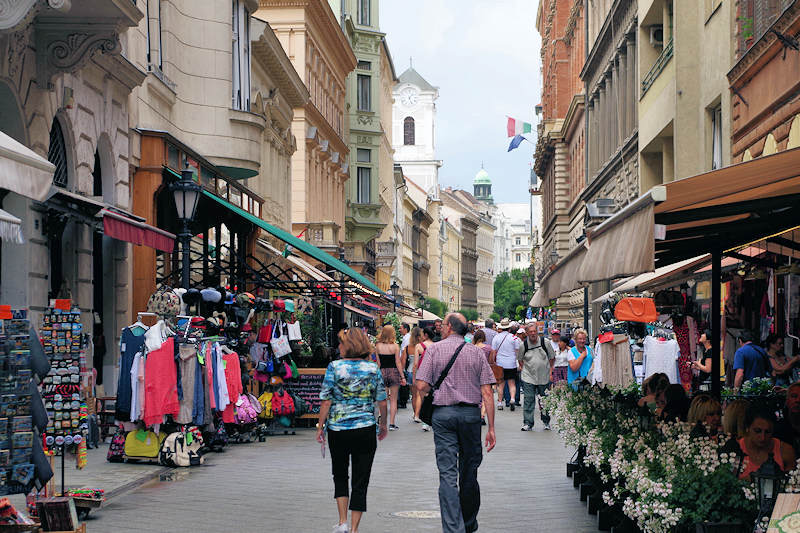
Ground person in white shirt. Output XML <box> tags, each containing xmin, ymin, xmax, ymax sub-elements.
<box><xmin>399</xmin><ymin>323</ymin><xmax>411</xmax><ymax>353</ymax></box>
<box><xmin>552</xmin><ymin>336</ymin><xmax>571</xmax><ymax>384</ymax></box>
<box><xmin>490</xmin><ymin>318</ymin><xmax>522</xmax><ymax>411</ymax></box>
<box><xmin>549</xmin><ymin>329</ymin><xmax>561</xmax><ymax>356</ymax></box>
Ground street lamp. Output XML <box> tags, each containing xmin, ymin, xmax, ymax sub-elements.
<box><xmin>171</xmin><ymin>161</ymin><xmax>201</xmax><ymax>289</ymax></box>
<box><xmin>389</xmin><ymin>281</ymin><xmax>399</xmax><ymax>312</ymax></box>
<box><xmin>550</xmin><ymin>248</ymin><xmax>559</xmax><ymax>267</ymax></box>
<box><xmin>419</xmin><ymin>295</ymin><xmax>426</xmax><ymax>318</ymax></box>
<box><xmin>752</xmin><ymin>453</ymin><xmax>787</xmax><ymax>526</ymax></box>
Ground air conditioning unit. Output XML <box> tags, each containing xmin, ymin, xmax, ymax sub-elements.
<box><xmin>650</xmin><ymin>25</ymin><xmax>664</xmax><ymax>47</ymax></box>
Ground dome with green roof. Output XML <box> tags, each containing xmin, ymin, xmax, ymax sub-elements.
<box><xmin>473</xmin><ymin>166</ymin><xmax>493</xmax><ymax>204</ymax></box>
<box><xmin>473</xmin><ymin>168</ymin><xmax>491</xmax><ymax>185</ymax></box>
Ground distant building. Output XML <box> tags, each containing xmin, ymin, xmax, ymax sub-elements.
<box><xmin>494</xmin><ymin>203</ymin><xmax>534</xmax><ymax>274</ymax></box>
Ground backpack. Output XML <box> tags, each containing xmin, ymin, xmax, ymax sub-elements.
<box><xmin>107</xmin><ymin>428</ymin><xmax>126</xmax><ymax>463</ymax></box>
<box><xmin>124</xmin><ymin>430</ymin><xmax>167</xmax><ymax>462</ymax></box>
<box><xmin>234</xmin><ymin>394</ymin><xmax>259</xmax><ymax>425</ymax></box>
<box><xmin>257</xmin><ymin>392</ymin><xmax>274</xmax><ymax>419</ymax></box>
<box><xmin>159</xmin><ymin>431</ymin><xmax>204</xmax><ymax>467</ymax></box>
<box><xmin>271</xmin><ymin>390</ymin><xmax>295</xmax><ymax>416</ymax></box>
<box><xmin>288</xmin><ymin>391</ymin><xmax>308</xmax><ymax>417</ymax></box>
<box><xmin>208</xmin><ymin>424</ymin><xmax>228</xmax><ymax>451</ymax></box>
<box><xmin>246</xmin><ymin>393</ymin><xmax>263</xmax><ymax>415</ymax></box>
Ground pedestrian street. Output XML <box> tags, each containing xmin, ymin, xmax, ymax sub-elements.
<box><xmin>87</xmin><ymin>405</ymin><xmax>596</xmax><ymax>533</ymax></box>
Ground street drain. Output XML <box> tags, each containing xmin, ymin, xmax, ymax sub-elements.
<box><xmin>387</xmin><ymin>511</ymin><xmax>441</xmax><ymax>519</ymax></box>
<box><xmin>159</xmin><ymin>470</ymin><xmax>189</xmax><ymax>482</ymax></box>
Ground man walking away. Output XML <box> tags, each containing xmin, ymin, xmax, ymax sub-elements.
<box><xmin>481</xmin><ymin>319</ymin><xmax>497</xmax><ymax>346</ymax></box>
<box><xmin>517</xmin><ymin>323</ymin><xmax>555</xmax><ymax>431</ymax></box>
<box><xmin>416</xmin><ymin>313</ymin><xmax>496</xmax><ymax>533</ymax></box>
<box><xmin>733</xmin><ymin>330</ymin><xmax>768</xmax><ymax>390</ymax></box>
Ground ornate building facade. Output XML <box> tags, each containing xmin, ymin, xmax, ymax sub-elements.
<box><xmin>256</xmin><ymin>0</ymin><xmax>356</xmax><ymax>255</ymax></box>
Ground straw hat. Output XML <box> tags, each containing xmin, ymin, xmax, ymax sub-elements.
<box><xmin>497</xmin><ymin>318</ymin><xmax>513</xmax><ymax>330</ymax></box>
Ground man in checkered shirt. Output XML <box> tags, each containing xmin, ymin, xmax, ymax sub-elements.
<box><xmin>416</xmin><ymin>313</ymin><xmax>496</xmax><ymax>533</ymax></box>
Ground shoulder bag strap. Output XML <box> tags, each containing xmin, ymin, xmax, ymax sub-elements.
<box><xmin>433</xmin><ymin>342</ymin><xmax>466</xmax><ymax>391</ymax></box>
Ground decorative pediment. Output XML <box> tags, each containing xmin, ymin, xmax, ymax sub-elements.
<box><xmin>35</xmin><ymin>21</ymin><xmax>120</xmax><ymax>88</ymax></box>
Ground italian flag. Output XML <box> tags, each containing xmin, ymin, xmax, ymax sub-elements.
<box><xmin>507</xmin><ymin>117</ymin><xmax>532</xmax><ymax>137</ymax></box>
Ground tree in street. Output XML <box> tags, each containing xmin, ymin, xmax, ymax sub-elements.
<box><xmin>493</xmin><ymin>269</ymin><xmax>528</xmax><ymax>321</ymax></box>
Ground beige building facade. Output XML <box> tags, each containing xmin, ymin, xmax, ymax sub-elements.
<box><xmin>441</xmin><ymin>219</ymin><xmax>462</xmax><ymax>312</ymax></box>
<box><xmin>256</xmin><ymin>0</ymin><xmax>356</xmax><ymax>255</ymax></box>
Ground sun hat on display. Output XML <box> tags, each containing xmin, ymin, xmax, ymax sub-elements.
<box><xmin>236</xmin><ymin>292</ymin><xmax>255</xmax><ymax>307</ymax></box>
<box><xmin>201</xmin><ymin>288</ymin><xmax>222</xmax><ymax>303</ymax></box>
<box><xmin>184</xmin><ymin>288</ymin><xmax>202</xmax><ymax>306</ymax></box>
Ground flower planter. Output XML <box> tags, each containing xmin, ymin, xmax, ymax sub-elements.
<box><xmin>587</xmin><ymin>492</ymin><xmax>602</xmax><ymax>515</ymax></box>
<box><xmin>695</xmin><ymin>522</ymin><xmax>747</xmax><ymax>533</ymax></box>
<box><xmin>573</xmin><ymin>468</ymin><xmax>586</xmax><ymax>488</ymax></box>
<box><xmin>579</xmin><ymin>481</ymin><xmax>594</xmax><ymax>502</ymax></box>
<box><xmin>567</xmin><ymin>460</ymin><xmax>580</xmax><ymax>477</ymax></box>
<box><xmin>597</xmin><ymin>506</ymin><xmax>618</xmax><ymax>531</ymax></box>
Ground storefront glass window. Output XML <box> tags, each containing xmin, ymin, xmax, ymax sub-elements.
<box><xmin>167</xmin><ymin>143</ymin><xmax>180</xmax><ymax>170</ymax></box>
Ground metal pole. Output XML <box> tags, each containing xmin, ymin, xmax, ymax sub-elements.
<box><xmin>340</xmin><ymin>275</ymin><xmax>346</xmax><ymax>328</ymax></box>
<box><xmin>711</xmin><ymin>247</ymin><xmax>722</xmax><ymax>399</ymax></box>
<box><xmin>583</xmin><ymin>286</ymin><xmax>589</xmax><ymax>334</ymax></box>
<box><xmin>181</xmin><ymin>219</ymin><xmax>191</xmax><ymax>289</ymax></box>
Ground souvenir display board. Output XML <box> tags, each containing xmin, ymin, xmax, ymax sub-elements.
<box><xmin>39</xmin><ymin>309</ymin><xmax>86</xmax><ymax>443</ymax></box>
<box><xmin>284</xmin><ymin>368</ymin><xmax>325</xmax><ymax>417</ymax></box>
<box><xmin>0</xmin><ymin>319</ymin><xmax>36</xmax><ymax>494</ymax></box>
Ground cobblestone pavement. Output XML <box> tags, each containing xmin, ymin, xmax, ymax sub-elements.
<box><xmin>86</xmin><ymin>403</ymin><xmax>597</xmax><ymax>533</ymax></box>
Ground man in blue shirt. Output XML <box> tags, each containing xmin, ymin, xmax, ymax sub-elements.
<box><xmin>733</xmin><ymin>330</ymin><xmax>768</xmax><ymax>389</ymax></box>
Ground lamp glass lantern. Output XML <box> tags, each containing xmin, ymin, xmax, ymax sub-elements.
<box><xmin>172</xmin><ymin>164</ymin><xmax>201</xmax><ymax>222</ymax></box>
<box><xmin>752</xmin><ymin>452</ymin><xmax>786</xmax><ymax>522</ymax></box>
<box><xmin>389</xmin><ymin>281</ymin><xmax>399</xmax><ymax>299</ymax></box>
<box><xmin>550</xmin><ymin>249</ymin><xmax>559</xmax><ymax>266</ymax></box>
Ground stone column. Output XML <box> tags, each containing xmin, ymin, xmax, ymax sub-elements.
<box><xmin>618</xmin><ymin>45</ymin><xmax>627</xmax><ymax>143</ymax></box>
<box><xmin>599</xmin><ymin>81</ymin><xmax>607</xmax><ymax>167</ymax></box>
<box><xmin>588</xmin><ymin>99</ymin><xmax>596</xmax><ymax>177</ymax></box>
<box><xmin>610</xmin><ymin>64</ymin><xmax>618</xmax><ymax>151</ymax></box>
<box><xmin>626</xmin><ymin>34</ymin><xmax>637</xmax><ymax>135</ymax></box>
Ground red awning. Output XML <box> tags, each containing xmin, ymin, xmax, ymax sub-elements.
<box><xmin>101</xmin><ymin>209</ymin><xmax>175</xmax><ymax>253</ymax></box>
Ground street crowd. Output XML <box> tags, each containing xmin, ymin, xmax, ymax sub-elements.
<box><xmin>314</xmin><ymin>313</ymin><xmax>578</xmax><ymax>533</ymax></box>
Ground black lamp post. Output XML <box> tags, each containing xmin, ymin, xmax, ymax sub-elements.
<box><xmin>171</xmin><ymin>162</ymin><xmax>201</xmax><ymax>289</ymax></box>
<box><xmin>389</xmin><ymin>280</ymin><xmax>399</xmax><ymax>312</ymax></box>
<box><xmin>752</xmin><ymin>453</ymin><xmax>786</xmax><ymax>526</ymax></box>
<box><xmin>419</xmin><ymin>295</ymin><xmax>426</xmax><ymax>318</ymax></box>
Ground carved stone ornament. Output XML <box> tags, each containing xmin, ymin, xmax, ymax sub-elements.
<box><xmin>356</xmin><ymin>114</ymin><xmax>373</xmax><ymax>125</ymax></box>
<box><xmin>0</xmin><ymin>0</ymin><xmax>38</xmax><ymax>32</ymax></box>
<box><xmin>35</xmin><ymin>22</ymin><xmax>120</xmax><ymax>88</ymax></box>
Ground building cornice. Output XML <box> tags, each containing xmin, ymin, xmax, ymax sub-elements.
<box><xmin>727</xmin><ymin>2</ymin><xmax>800</xmax><ymax>86</ymax></box>
<box><xmin>580</xmin><ymin>0</ymin><xmax>636</xmax><ymax>86</ymax></box>
<box><xmin>251</xmin><ymin>19</ymin><xmax>310</xmax><ymax>108</ymax></box>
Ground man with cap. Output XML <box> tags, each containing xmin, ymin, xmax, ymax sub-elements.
<box><xmin>549</xmin><ymin>329</ymin><xmax>561</xmax><ymax>355</ymax></box>
<box><xmin>733</xmin><ymin>330</ymin><xmax>768</xmax><ymax>389</ymax></box>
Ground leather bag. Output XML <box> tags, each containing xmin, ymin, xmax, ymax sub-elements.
<box><xmin>614</xmin><ymin>297</ymin><xmax>658</xmax><ymax>323</ymax></box>
<box><xmin>419</xmin><ymin>342</ymin><xmax>466</xmax><ymax>426</ymax></box>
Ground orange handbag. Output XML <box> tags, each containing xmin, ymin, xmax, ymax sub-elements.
<box><xmin>614</xmin><ymin>297</ymin><xmax>658</xmax><ymax>323</ymax></box>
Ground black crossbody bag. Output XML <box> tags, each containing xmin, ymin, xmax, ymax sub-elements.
<box><xmin>419</xmin><ymin>343</ymin><xmax>466</xmax><ymax>426</ymax></box>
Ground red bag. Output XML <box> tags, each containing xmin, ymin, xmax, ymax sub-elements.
<box><xmin>614</xmin><ymin>298</ymin><xmax>658</xmax><ymax>323</ymax></box>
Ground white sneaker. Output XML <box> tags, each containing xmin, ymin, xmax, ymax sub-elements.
<box><xmin>496</xmin><ymin>402</ymin><xmax>504</xmax><ymax>411</ymax></box>
<box><xmin>521</xmin><ymin>425</ymin><xmax>533</xmax><ymax>431</ymax></box>
<box><xmin>422</xmin><ymin>423</ymin><xmax>431</xmax><ymax>432</ymax></box>
<box><xmin>332</xmin><ymin>523</ymin><xmax>349</xmax><ymax>533</ymax></box>
<box><xmin>544</xmin><ymin>423</ymin><xmax>551</xmax><ymax>431</ymax></box>
<box><xmin>413</xmin><ymin>416</ymin><xmax>421</xmax><ymax>423</ymax></box>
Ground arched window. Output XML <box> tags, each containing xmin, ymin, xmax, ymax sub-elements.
<box><xmin>48</xmin><ymin>118</ymin><xmax>68</xmax><ymax>188</ymax></box>
<box><xmin>403</xmin><ymin>116</ymin><xmax>415</xmax><ymax>145</ymax></box>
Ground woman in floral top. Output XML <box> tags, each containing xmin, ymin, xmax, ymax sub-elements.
<box><xmin>317</xmin><ymin>328</ymin><xmax>388</xmax><ymax>533</ymax></box>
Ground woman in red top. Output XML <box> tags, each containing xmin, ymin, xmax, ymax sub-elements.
<box><xmin>738</xmin><ymin>405</ymin><xmax>795</xmax><ymax>480</ymax></box>
<box><xmin>412</xmin><ymin>327</ymin><xmax>435</xmax><ymax>428</ymax></box>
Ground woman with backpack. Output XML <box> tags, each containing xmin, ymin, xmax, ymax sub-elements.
<box><xmin>412</xmin><ymin>326</ymin><xmax>436</xmax><ymax>430</ymax></box>
<box><xmin>317</xmin><ymin>328</ymin><xmax>388</xmax><ymax>533</ymax></box>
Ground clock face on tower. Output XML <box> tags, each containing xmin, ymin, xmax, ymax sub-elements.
<box><xmin>400</xmin><ymin>87</ymin><xmax>418</xmax><ymax>107</ymax></box>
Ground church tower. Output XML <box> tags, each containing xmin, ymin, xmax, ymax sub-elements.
<box><xmin>473</xmin><ymin>166</ymin><xmax>493</xmax><ymax>204</ymax></box>
<box><xmin>392</xmin><ymin>64</ymin><xmax>442</xmax><ymax>195</ymax></box>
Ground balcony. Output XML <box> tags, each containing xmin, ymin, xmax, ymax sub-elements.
<box><xmin>375</xmin><ymin>240</ymin><xmax>396</xmax><ymax>268</ymax></box>
<box><xmin>641</xmin><ymin>38</ymin><xmax>673</xmax><ymax>97</ymax></box>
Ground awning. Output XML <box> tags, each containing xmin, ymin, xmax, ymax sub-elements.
<box><xmin>529</xmin><ymin>245</ymin><xmax>586</xmax><ymax>306</ymax></box>
<box><xmin>202</xmin><ymin>190</ymin><xmax>387</xmax><ymax>297</ymax></box>
<box><xmin>325</xmin><ymin>300</ymin><xmax>377</xmax><ymax>321</ymax></box>
<box><xmin>257</xmin><ymin>239</ymin><xmax>334</xmax><ymax>283</ymax></box>
<box><xmin>0</xmin><ymin>131</ymin><xmax>54</xmax><ymax>202</ymax></box>
<box><xmin>591</xmin><ymin>255</ymin><xmax>709</xmax><ymax>302</ymax></box>
<box><xmin>101</xmin><ymin>209</ymin><xmax>175</xmax><ymax>252</ymax></box>
<box><xmin>0</xmin><ymin>208</ymin><xmax>23</xmax><ymax>244</ymax></box>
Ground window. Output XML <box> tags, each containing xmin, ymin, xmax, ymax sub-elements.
<box><xmin>711</xmin><ymin>105</ymin><xmax>722</xmax><ymax>170</ymax></box>
<box><xmin>357</xmin><ymin>60</ymin><xmax>371</xmax><ymax>71</ymax></box>
<box><xmin>48</xmin><ymin>118</ymin><xmax>68</xmax><ymax>188</ymax></box>
<box><xmin>403</xmin><ymin>116</ymin><xmax>415</xmax><ymax>145</ymax></box>
<box><xmin>357</xmin><ymin>74</ymin><xmax>371</xmax><ymax>111</ymax></box>
<box><xmin>358</xmin><ymin>0</ymin><xmax>370</xmax><ymax>25</ymax></box>
<box><xmin>516</xmin><ymin>254</ymin><xmax>521</xmax><ymax>262</ymax></box>
<box><xmin>92</xmin><ymin>150</ymin><xmax>102</xmax><ymax>197</ymax></box>
<box><xmin>357</xmin><ymin>167</ymin><xmax>371</xmax><ymax>204</ymax></box>
<box><xmin>515</xmin><ymin>237</ymin><xmax>521</xmax><ymax>245</ymax></box>
<box><xmin>356</xmin><ymin>148</ymin><xmax>371</xmax><ymax>163</ymax></box>
<box><xmin>232</xmin><ymin>0</ymin><xmax>251</xmax><ymax>111</ymax></box>
<box><xmin>146</xmin><ymin>0</ymin><xmax>163</xmax><ymax>70</ymax></box>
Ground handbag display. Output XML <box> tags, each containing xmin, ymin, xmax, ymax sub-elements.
<box><xmin>419</xmin><ymin>342</ymin><xmax>466</xmax><ymax>426</ymax></box>
<box><xmin>270</xmin><ymin>319</ymin><xmax>292</xmax><ymax>358</ymax></box>
<box><xmin>614</xmin><ymin>297</ymin><xmax>658</xmax><ymax>323</ymax></box>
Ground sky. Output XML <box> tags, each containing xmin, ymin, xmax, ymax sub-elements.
<box><xmin>380</xmin><ymin>0</ymin><xmax>542</xmax><ymax>204</ymax></box>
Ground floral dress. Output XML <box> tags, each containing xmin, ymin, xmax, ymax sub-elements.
<box><xmin>320</xmin><ymin>359</ymin><xmax>387</xmax><ymax>431</ymax></box>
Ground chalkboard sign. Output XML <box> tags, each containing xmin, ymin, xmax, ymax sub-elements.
<box><xmin>285</xmin><ymin>368</ymin><xmax>326</xmax><ymax>417</ymax></box>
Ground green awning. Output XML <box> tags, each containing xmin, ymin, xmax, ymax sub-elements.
<box><xmin>200</xmin><ymin>189</ymin><xmax>385</xmax><ymax>296</ymax></box>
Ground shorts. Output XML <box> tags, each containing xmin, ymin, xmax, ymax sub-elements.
<box><xmin>502</xmin><ymin>367</ymin><xmax>518</xmax><ymax>381</ymax></box>
<box><xmin>382</xmin><ymin>367</ymin><xmax>403</xmax><ymax>388</ymax></box>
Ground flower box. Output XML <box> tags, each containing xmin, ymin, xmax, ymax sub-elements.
<box><xmin>695</xmin><ymin>522</ymin><xmax>747</xmax><ymax>533</ymax></box>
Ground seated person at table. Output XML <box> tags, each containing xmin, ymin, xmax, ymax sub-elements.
<box><xmin>638</xmin><ymin>373</ymin><xmax>670</xmax><ymax>412</ymax></box>
<box><xmin>722</xmin><ymin>399</ymin><xmax>750</xmax><ymax>440</ymax></box>
<box><xmin>659</xmin><ymin>384</ymin><xmax>690</xmax><ymax>423</ymax></box>
<box><xmin>688</xmin><ymin>394</ymin><xmax>722</xmax><ymax>439</ymax></box>
<box><xmin>738</xmin><ymin>405</ymin><xmax>795</xmax><ymax>480</ymax></box>
<box><xmin>775</xmin><ymin>382</ymin><xmax>800</xmax><ymax>453</ymax></box>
